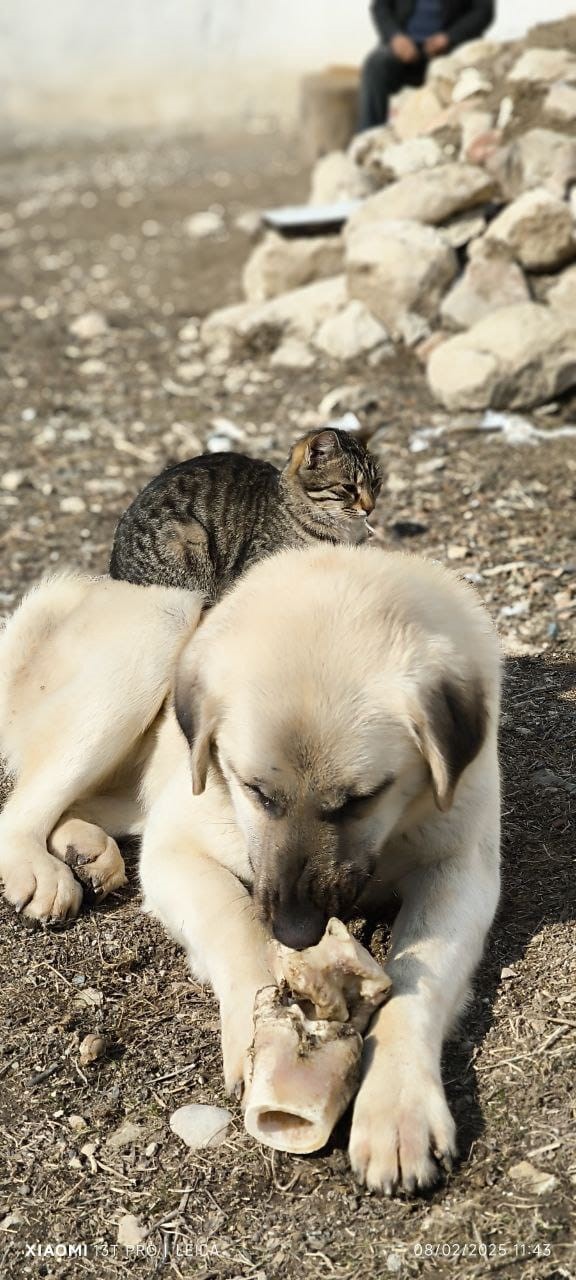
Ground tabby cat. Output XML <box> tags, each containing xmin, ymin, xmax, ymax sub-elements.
<box><xmin>109</xmin><ymin>428</ymin><xmax>382</xmax><ymax>605</ymax></box>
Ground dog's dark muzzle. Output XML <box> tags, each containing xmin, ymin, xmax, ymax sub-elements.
<box><xmin>271</xmin><ymin>902</ymin><xmax>328</xmax><ymax>950</ymax></box>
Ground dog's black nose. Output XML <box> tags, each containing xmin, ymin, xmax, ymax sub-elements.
<box><xmin>272</xmin><ymin>906</ymin><xmax>327</xmax><ymax>951</ymax></box>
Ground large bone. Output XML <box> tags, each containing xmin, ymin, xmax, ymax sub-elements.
<box><xmin>243</xmin><ymin>919</ymin><xmax>391</xmax><ymax>1154</ymax></box>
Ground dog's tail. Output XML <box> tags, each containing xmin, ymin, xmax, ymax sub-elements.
<box><xmin>0</xmin><ymin>571</ymin><xmax>95</xmax><ymax>769</ymax></box>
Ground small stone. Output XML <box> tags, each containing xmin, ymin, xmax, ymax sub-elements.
<box><xmin>234</xmin><ymin>210</ymin><xmax>262</xmax><ymax>238</ymax></box>
<box><xmin>59</xmin><ymin>496</ymin><xmax>87</xmax><ymax>514</ymax></box>
<box><xmin>106</xmin><ymin>1120</ymin><xmax>145</xmax><ymax>1152</ymax></box>
<box><xmin>69</xmin><ymin>310</ymin><xmax>108</xmax><ymax>340</ymax></box>
<box><xmin>270</xmin><ymin>337</ymin><xmax>316</xmax><ymax>369</ymax></box>
<box><xmin>175</xmin><ymin>361</ymin><xmax>204</xmax><ymax>382</ymax></box>
<box><xmin>79</xmin><ymin>358</ymin><xmax>106</xmax><ymax>377</ymax></box>
<box><xmin>117</xmin><ymin>1214</ymin><xmax>147</xmax><ymax>1247</ymax></box>
<box><xmin>1</xmin><ymin>470</ymin><xmax>25</xmax><ymax>492</ymax></box>
<box><xmin>184</xmin><ymin>211</ymin><xmax>225</xmax><ymax>239</ymax></box>
<box><xmin>178</xmin><ymin>318</ymin><xmax>200</xmax><ymax>342</ymax></box>
<box><xmin>210</xmin><ymin>416</ymin><xmax>245</xmax><ymax>441</ymax></box>
<box><xmin>79</xmin><ymin>1033</ymin><xmax>108</xmax><ymax>1066</ymax></box>
<box><xmin>68</xmin><ymin>1114</ymin><xmax>88</xmax><ymax>1132</ymax></box>
<box><xmin>508</xmin><ymin>1161</ymin><xmax>558</xmax><ymax>1195</ymax></box>
<box><xmin>447</xmin><ymin>544</ymin><xmax>468</xmax><ymax>560</ymax></box>
<box><xmin>169</xmin><ymin>1103</ymin><xmax>232</xmax><ymax>1150</ymax></box>
<box><xmin>206</xmin><ymin>434</ymin><xmax>234</xmax><ymax>453</ymax></box>
<box><xmin>73</xmin><ymin>985</ymin><xmax>103</xmax><ymax>1008</ymax></box>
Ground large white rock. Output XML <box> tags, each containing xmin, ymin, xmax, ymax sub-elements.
<box><xmin>348</xmin><ymin>124</ymin><xmax>396</xmax><ymax>173</ymax></box>
<box><xmin>315</xmin><ymin>300</ymin><xmax>389</xmax><ymax>360</ymax></box>
<box><xmin>452</xmin><ymin>67</ymin><xmax>492</xmax><ymax>103</ymax></box>
<box><xmin>346</xmin><ymin>163</ymin><xmax>495</xmax><ymax>230</ymax></box>
<box><xmin>544</xmin><ymin>81</ymin><xmax>576</xmax><ymax>122</ymax></box>
<box><xmin>485</xmin><ymin>188</ymin><xmax>576</xmax><ymax>271</ymax></box>
<box><xmin>505</xmin><ymin>129</ymin><xmax>576</xmax><ymax>199</ymax></box>
<box><xmin>346</xmin><ymin>219</ymin><xmax>457</xmax><ymax>339</ymax></box>
<box><xmin>460</xmin><ymin>111</ymin><xmax>494</xmax><ymax>159</ymax></box>
<box><xmin>376</xmin><ymin>136</ymin><xmax>443</xmax><ymax>179</ymax></box>
<box><xmin>391</xmin><ymin>85</ymin><xmax>445</xmax><ymax>141</ymax></box>
<box><xmin>508</xmin><ymin>48</ymin><xmax>576</xmax><ymax>85</ymax></box>
<box><xmin>243</xmin><ymin>231</ymin><xmax>344</xmax><ymax>303</ymax></box>
<box><xmin>269</xmin><ymin>337</ymin><xmax>316</xmax><ymax>368</ymax></box>
<box><xmin>441</xmin><ymin>241</ymin><xmax>529</xmax><ymax>330</ymax></box>
<box><xmin>546</xmin><ymin>264</ymin><xmax>576</xmax><ymax>314</ymax></box>
<box><xmin>309</xmin><ymin>150</ymin><xmax>375</xmax><ymax>203</ymax></box>
<box><xmin>201</xmin><ymin>276</ymin><xmax>348</xmax><ymax>355</ymax></box>
<box><xmin>428</xmin><ymin>302</ymin><xmax>576</xmax><ymax>410</ymax></box>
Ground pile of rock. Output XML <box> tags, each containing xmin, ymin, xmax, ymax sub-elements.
<box><xmin>200</xmin><ymin>19</ymin><xmax>576</xmax><ymax>412</ymax></box>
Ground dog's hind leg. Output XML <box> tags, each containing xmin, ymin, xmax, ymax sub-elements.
<box><xmin>0</xmin><ymin>574</ymin><xmax>203</xmax><ymax>923</ymax></box>
<box><xmin>48</xmin><ymin>817</ymin><xmax>127</xmax><ymax>902</ymax></box>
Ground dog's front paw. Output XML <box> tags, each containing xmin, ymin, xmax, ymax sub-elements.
<box><xmin>220</xmin><ymin>995</ymin><xmax>256</xmax><ymax>1099</ymax></box>
<box><xmin>1</xmin><ymin>851</ymin><xmax>84</xmax><ymax>923</ymax></box>
<box><xmin>49</xmin><ymin>820</ymin><xmax>127</xmax><ymax>899</ymax></box>
<box><xmin>349</xmin><ymin>1064</ymin><xmax>456</xmax><ymax>1195</ymax></box>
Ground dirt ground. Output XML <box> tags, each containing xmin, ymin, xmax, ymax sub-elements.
<box><xmin>0</xmin><ymin>128</ymin><xmax>575</xmax><ymax>1280</ymax></box>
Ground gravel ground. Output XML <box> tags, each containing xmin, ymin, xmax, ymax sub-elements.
<box><xmin>0</xmin><ymin>128</ymin><xmax>575</xmax><ymax>1279</ymax></box>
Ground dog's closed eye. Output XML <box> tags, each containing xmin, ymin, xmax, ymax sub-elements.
<box><xmin>321</xmin><ymin>775</ymin><xmax>395</xmax><ymax>824</ymax></box>
<box><xmin>245</xmin><ymin>781</ymin><xmax>286</xmax><ymax>819</ymax></box>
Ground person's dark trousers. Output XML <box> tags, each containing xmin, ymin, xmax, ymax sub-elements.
<box><xmin>358</xmin><ymin>44</ymin><xmax>427</xmax><ymax>131</ymax></box>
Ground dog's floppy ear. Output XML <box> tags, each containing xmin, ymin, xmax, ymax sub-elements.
<box><xmin>415</xmin><ymin>676</ymin><xmax>488</xmax><ymax>812</ymax></box>
<box><xmin>174</xmin><ymin>655</ymin><xmax>218</xmax><ymax>796</ymax></box>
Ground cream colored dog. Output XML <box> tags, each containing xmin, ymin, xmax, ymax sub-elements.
<box><xmin>0</xmin><ymin>547</ymin><xmax>501</xmax><ymax>1193</ymax></box>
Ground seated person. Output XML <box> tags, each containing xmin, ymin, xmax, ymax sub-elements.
<box><xmin>359</xmin><ymin>0</ymin><xmax>494</xmax><ymax>131</ymax></box>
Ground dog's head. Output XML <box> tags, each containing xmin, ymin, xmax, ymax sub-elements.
<box><xmin>174</xmin><ymin>548</ymin><xmax>496</xmax><ymax>950</ymax></box>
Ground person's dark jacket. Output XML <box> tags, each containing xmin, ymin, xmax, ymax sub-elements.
<box><xmin>371</xmin><ymin>0</ymin><xmax>494</xmax><ymax>49</ymax></box>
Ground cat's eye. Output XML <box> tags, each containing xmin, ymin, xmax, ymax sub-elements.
<box><xmin>341</xmin><ymin>484</ymin><xmax>358</xmax><ymax>497</ymax></box>
<box><xmin>245</xmin><ymin>781</ymin><xmax>284</xmax><ymax>818</ymax></box>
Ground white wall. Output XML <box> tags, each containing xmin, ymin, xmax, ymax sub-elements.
<box><xmin>1</xmin><ymin>0</ymin><xmax>574</xmax><ymax>128</ymax></box>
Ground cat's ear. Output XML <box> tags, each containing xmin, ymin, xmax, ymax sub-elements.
<box><xmin>304</xmin><ymin>429</ymin><xmax>340</xmax><ymax>469</ymax></box>
<box><xmin>174</xmin><ymin>648</ymin><xmax>218</xmax><ymax>795</ymax></box>
<box><xmin>287</xmin><ymin>429</ymin><xmax>340</xmax><ymax>475</ymax></box>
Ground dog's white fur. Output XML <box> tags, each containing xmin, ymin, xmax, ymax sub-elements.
<box><xmin>0</xmin><ymin>547</ymin><xmax>501</xmax><ymax>1193</ymax></box>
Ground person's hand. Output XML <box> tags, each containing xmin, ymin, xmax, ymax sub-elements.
<box><xmin>390</xmin><ymin>33</ymin><xmax>419</xmax><ymax>63</ymax></box>
<box><xmin>424</xmin><ymin>32</ymin><xmax>449</xmax><ymax>57</ymax></box>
